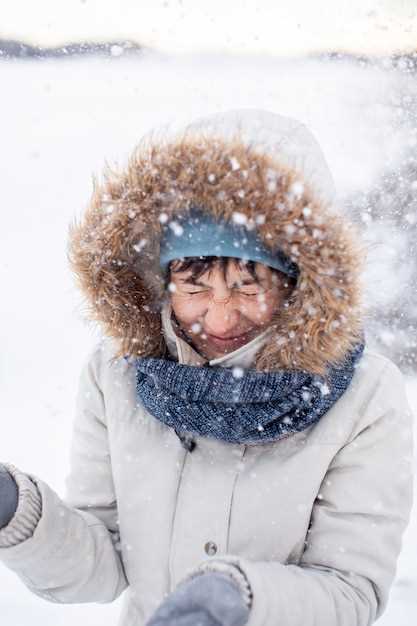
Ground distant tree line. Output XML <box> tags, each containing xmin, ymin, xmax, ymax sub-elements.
<box><xmin>0</xmin><ymin>38</ymin><xmax>143</xmax><ymax>60</ymax></box>
<box><xmin>1</xmin><ymin>39</ymin><xmax>416</xmax><ymax>73</ymax></box>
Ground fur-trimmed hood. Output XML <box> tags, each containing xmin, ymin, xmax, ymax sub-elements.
<box><xmin>68</xmin><ymin>109</ymin><xmax>363</xmax><ymax>375</ymax></box>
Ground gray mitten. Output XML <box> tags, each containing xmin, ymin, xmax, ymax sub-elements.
<box><xmin>145</xmin><ymin>571</ymin><xmax>250</xmax><ymax>626</ymax></box>
<box><xmin>0</xmin><ymin>465</ymin><xmax>19</xmax><ymax>529</ymax></box>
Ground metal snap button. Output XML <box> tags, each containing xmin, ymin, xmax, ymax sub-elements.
<box><xmin>204</xmin><ymin>541</ymin><xmax>218</xmax><ymax>556</ymax></box>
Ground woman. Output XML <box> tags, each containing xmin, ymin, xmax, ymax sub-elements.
<box><xmin>0</xmin><ymin>109</ymin><xmax>413</xmax><ymax>626</ymax></box>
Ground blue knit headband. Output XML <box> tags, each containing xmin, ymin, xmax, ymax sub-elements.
<box><xmin>159</xmin><ymin>208</ymin><xmax>299</xmax><ymax>278</ymax></box>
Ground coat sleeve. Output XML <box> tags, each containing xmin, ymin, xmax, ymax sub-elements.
<box><xmin>183</xmin><ymin>360</ymin><xmax>414</xmax><ymax>626</ymax></box>
<box><xmin>0</xmin><ymin>344</ymin><xmax>129</xmax><ymax>604</ymax></box>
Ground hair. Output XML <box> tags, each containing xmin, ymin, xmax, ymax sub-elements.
<box><xmin>167</xmin><ymin>256</ymin><xmax>298</xmax><ymax>290</ymax></box>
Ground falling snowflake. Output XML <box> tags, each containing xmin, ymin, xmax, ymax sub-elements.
<box><xmin>229</xmin><ymin>156</ymin><xmax>240</xmax><ymax>171</ymax></box>
<box><xmin>285</xmin><ymin>224</ymin><xmax>296</xmax><ymax>235</ymax></box>
<box><xmin>232</xmin><ymin>366</ymin><xmax>245</xmax><ymax>379</ymax></box>
<box><xmin>169</xmin><ymin>221</ymin><xmax>184</xmax><ymax>236</ymax></box>
<box><xmin>290</xmin><ymin>181</ymin><xmax>305</xmax><ymax>198</ymax></box>
<box><xmin>314</xmin><ymin>381</ymin><xmax>330</xmax><ymax>396</ymax></box>
<box><xmin>133</xmin><ymin>238</ymin><xmax>148</xmax><ymax>253</ymax></box>
<box><xmin>232</xmin><ymin>211</ymin><xmax>247</xmax><ymax>225</ymax></box>
<box><xmin>301</xmin><ymin>390</ymin><xmax>312</xmax><ymax>402</ymax></box>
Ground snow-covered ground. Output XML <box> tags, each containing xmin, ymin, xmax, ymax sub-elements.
<box><xmin>0</xmin><ymin>51</ymin><xmax>416</xmax><ymax>625</ymax></box>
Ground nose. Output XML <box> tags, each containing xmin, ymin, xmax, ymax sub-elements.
<box><xmin>212</xmin><ymin>293</ymin><xmax>231</xmax><ymax>305</ymax></box>
<box><xmin>203</xmin><ymin>297</ymin><xmax>241</xmax><ymax>337</ymax></box>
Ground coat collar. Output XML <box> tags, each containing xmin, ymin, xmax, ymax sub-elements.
<box><xmin>160</xmin><ymin>300</ymin><xmax>272</xmax><ymax>369</ymax></box>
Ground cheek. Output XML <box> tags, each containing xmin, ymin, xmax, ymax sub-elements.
<box><xmin>241</xmin><ymin>295</ymin><xmax>278</xmax><ymax>324</ymax></box>
<box><xmin>171</xmin><ymin>292</ymin><xmax>281</xmax><ymax>327</ymax></box>
<box><xmin>170</xmin><ymin>295</ymin><xmax>205</xmax><ymax>325</ymax></box>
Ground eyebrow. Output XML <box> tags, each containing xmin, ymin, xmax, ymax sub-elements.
<box><xmin>179</xmin><ymin>277</ymin><xmax>257</xmax><ymax>287</ymax></box>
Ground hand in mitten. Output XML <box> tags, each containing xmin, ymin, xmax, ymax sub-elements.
<box><xmin>145</xmin><ymin>571</ymin><xmax>250</xmax><ymax>626</ymax></box>
<box><xmin>0</xmin><ymin>465</ymin><xmax>19</xmax><ymax>528</ymax></box>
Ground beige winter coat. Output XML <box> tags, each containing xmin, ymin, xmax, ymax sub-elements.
<box><xmin>0</xmin><ymin>110</ymin><xmax>413</xmax><ymax>626</ymax></box>
<box><xmin>0</xmin><ymin>323</ymin><xmax>413</xmax><ymax>626</ymax></box>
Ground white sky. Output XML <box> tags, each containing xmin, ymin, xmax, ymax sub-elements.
<box><xmin>1</xmin><ymin>0</ymin><xmax>417</xmax><ymax>55</ymax></box>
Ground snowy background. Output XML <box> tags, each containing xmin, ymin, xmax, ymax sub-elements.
<box><xmin>0</xmin><ymin>49</ymin><xmax>416</xmax><ymax>624</ymax></box>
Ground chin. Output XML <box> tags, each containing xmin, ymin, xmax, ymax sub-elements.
<box><xmin>207</xmin><ymin>348</ymin><xmax>231</xmax><ymax>359</ymax></box>
<box><xmin>200</xmin><ymin>340</ymin><xmax>248</xmax><ymax>359</ymax></box>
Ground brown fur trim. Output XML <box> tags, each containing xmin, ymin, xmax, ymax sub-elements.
<box><xmin>68</xmin><ymin>134</ymin><xmax>364</xmax><ymax>375</ymax></box>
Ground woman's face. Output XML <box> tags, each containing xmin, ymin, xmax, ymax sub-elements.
<box><xmin>168</xmin><ymin>259</ymin><xmax>292</xmax><ymax>359</ymax></box>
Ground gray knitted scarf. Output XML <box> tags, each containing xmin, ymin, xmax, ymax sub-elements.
<box><xmin>135</xmin><ymin>342</ymin><xmax>364</xmax><ymax>446</ymax></box>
